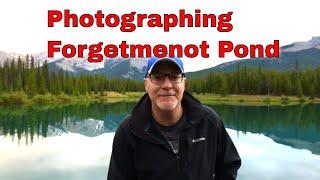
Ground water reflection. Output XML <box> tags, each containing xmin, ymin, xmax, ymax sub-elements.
<box><xmin>0</xmin><ymin>103</ymin><xmax>319</xmax><ymax>154</ymax></box>
<box><xmin>0</xmin><ymin>103</ymin><xmax>134</xmax><ymax>145</ymax></box>
<box><xmin>0</xmin><ymin>103</ymin><xmax>320</xmax><ymax>180</ymax></box>
<box><xmin>230</xmin><ymin>129</ymin><xmax>320</xmax><ymax>180</ymax></box>
<box><xmin>0</xmin><ymin>132</ymin><xmax>114</xmax><ymax>180</ymax></box>
<box><xmin>1</xmin><ymin>130</ymin><xmax>319</xmax><ymax>180</ymax></box>
<box><xmin>210</xmin><ymin>104</ymin><xmax>320</xmax><ymax>154</ymax></box>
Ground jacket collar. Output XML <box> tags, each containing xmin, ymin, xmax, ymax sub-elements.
<box><xmin>128</xmin><ymin>91</ymin><xmax>205</xmax><ymax>143</ymax></box>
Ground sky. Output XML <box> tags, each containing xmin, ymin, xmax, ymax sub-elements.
<box><xmin>0</xmin><ymin>0</ymin><xmax>319</xmax><ymax>72</ymax></box>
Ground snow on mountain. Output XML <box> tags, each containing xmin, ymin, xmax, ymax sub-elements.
<box><xmin>107</xmin><ymin>57</ymin><xmax>125</xmax><ymax>69</ymax></box>
<box><xmin>0</xmin><ymin>50</ymin><xmax>107</xmax><ymax>72</ymax></box>
<box><xmin>0</xmin><ymin>51</ymin><xmax>6</xmax><ymax>65</ymax></box>
<box><xmin>2</xmin><ymin>36</ymin><xmax>319</xmax><ymax>78</ymax></box>
<box><xmin>282</xmin><ymin>36</ymin><xmax>320</xmax><ymax>52</ymax></box>
<box><xmin>33</xmin><ymin>51</ymin><xmax>57</xmax><ymax>66</ymax></box>
<box><xmin>44</xmin><ymin>118</ymin><xmax>106</xmax><ymax>137</ymax></box>
<box><xmin>54</xmin><ymin>59</ymin><xmax>77</xmax><ymax>72</ymax></box>
<box><xmin>54</xmin><ymin>57</ymin><xmax>105</xmax><ymax>72</ymax></box>
<box><xmin>0</xmin><ymin>51</ymin><xmax>22</xmax><ymax>65</ymax></box>
<box><xmin>122</xmin><ymin>58</ymin><xmax>148</xmax><ymax>79</ymax></box>
<box><xmin>0</xmin><ymin>51</ymin><xmax>57</xmax><ymax>66</ymax></box>
<box><xmin>1</xmin><ymin>49</ymin><xmax>148</xmax><ymax>74</ymax></box>
<box><xmin>47</xmin><ymin>125</ymin><xmax>69</xmax><ymax>137</ymax></box>
<box><xmin>129</xmin><ymin>58</ymin><xmax>148</xmax><ymax>71</ymax></box>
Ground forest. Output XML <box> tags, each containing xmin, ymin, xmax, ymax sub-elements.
<box><xmin>0</xmin><ymin>56</ymin><xmax>319</xmax><ymax>98</ymax></box>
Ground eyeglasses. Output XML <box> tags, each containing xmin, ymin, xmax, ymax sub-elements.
<box><xmin>146</xmin><ymin>73</ymin><xmax>185</xmax><ymax>84</ymax></box>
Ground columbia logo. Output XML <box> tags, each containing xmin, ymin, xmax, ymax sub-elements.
<box><xmin>192</xmin><ymin>137</ymin><xmax>206</xmax><ymax>143</ymax></box>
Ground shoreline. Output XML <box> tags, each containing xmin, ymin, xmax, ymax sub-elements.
<box><xmin>0</xmin><ymin>91</ymin><xmax>319</xmax><ymax>106</ymax></box>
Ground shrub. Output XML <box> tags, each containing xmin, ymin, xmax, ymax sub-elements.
<box><xmin>299</xmin><ymin>97</ymin><xmax>306</xmax><ymax>103</ymax></box>
<box><xmin>263</xmin><ymin>97</ymin><xmax>271</xmax><ymax>104</ymax></box>
<box><xmin>32</xmin><ymin>94</ymin><xmax>53</xmax><ymax>104</ymax></box>
<box><xmin>57</xmin><ymin>94</ymin><xmax>72</xmax><ymax>104</ymax></box>
<box><xmin>0</xmin><ymin>92</ymin><xmax>28</xmax><ymax>105</ymax></box>
<box><xmin>280</xmin><ymin>96</ymin><xmax>289</xmax><ymax>104</ymax></box>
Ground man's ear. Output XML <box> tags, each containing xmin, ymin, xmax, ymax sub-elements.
<box><xmin>144</xmin><ymin>79</ymin><xmax>148</xmax><ymax>92</ymax></box>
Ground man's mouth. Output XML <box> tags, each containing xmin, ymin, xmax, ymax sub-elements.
<box><xmin>158</xmin><ymin>94</ymin><xmax>175</xmax><ymax>96</ymax></box>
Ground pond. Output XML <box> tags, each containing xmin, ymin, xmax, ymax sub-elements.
<box><xmin>0</xmin><ymin>103</ymin><xmax>319</xmax><ymax>180</ymax></box>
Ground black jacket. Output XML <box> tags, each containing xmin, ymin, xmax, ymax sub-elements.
<box><xmin>107</xmin><ymin>91</ymin><xmax>241</xmax><ymax>180</ymax></box>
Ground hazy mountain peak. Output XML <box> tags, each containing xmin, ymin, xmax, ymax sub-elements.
<box><xmin>1</xmin><ymin>36</ymin><xmax>320</xmax><ymax>79</ymax></box>
<box><xmin>282</xmin><ymin>36</ymin><xmax>320</xmax><ymax>52</ymax></box>
<box><xmin>310</xmin><ymin>36</ymin><xmax>320</xmax><ymax>45</ymax></box>
<box><xmin>128</xmin><ymin>58</ymin><xmax>148</xmax><ymax>71</ymax></box>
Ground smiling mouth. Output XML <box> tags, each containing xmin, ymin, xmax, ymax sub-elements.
<box><xmin>158</xmin><ymin>94</ymin><xmax>175</xmax><ymax>96</ymax></box>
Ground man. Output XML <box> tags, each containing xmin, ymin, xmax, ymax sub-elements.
<box><xmin>108</xmin><ymin>57</ymin><xmax>241</xmax><ymax>180</ymax></box>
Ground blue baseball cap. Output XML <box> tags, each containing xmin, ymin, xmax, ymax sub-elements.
<box><xmin>145</xmin><ymin>57</ymin><xmax>184</xmax><ymax>77</ymax></box>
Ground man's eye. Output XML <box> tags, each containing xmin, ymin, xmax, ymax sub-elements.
<box><xmin>153</xmin><ymin>74</ymin><xmax>163</xmax><ymax>80</ymax></box>
<box><xmin>171</xmin><ymin>74</ymin><xmax>180</xmax><ymax>79</ymax></box>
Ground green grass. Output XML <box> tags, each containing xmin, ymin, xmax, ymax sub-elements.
<box><xmin>193</xmin><ymin>93</ymin><xmax>320</xmax><ymax>106</ymax></box>
<box><xmin>280</xmin><ymin>96</ymin><xmax>290</xmax><ymax>104</ymax></box>
<box><xmin>32</xmin><ymin>94</ymin><xmax>54</xmax><ymax>104</ymax></box>
<box><xmin>263</xmin><ymin>97</ymin><xmax>271</xmax><ymax>104</ymax></box>
<box><xmin>1</xmin><ymin>91</ymin><xmax>319</xmax><ymax>106</ymax></box>
<box><xmin>0</xmin><ymin>92</ymin><xmax>29</xmax><ymax>105</ymax></box>
<box><xmin>0</xmin><ymin>91</ymin><xmax>144</xmax><ymax>106</ymax></box>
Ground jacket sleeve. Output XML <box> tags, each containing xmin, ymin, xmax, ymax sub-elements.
<box><xmin>214</xmin><ymin>118</ymin><xmax>241</xmax><ymax>180</ymax></box>
<box><xmin>107</xmin><ymin>125</ymin><xmax>136</xmax><ymax>180</ymax></box>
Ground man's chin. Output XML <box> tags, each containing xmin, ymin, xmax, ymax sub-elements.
<box><xmin>156</xmin><ymin>101</ymin><xmax>178</xmax><ymax>111</ymax></box>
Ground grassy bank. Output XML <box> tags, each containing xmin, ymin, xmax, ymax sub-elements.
<box><xmin>0</xmin><ymin>91</ymin><xmax>143</xmax><ymax>106</ymax></box>
<box><xmin>0</xmin><ymin>91</ymin><xmax>319</xmax><ymax>106</ymax></box>
<box><xmin>194</xmin><ymin>93</ymin><xmax>320</xmax><ymax>106</ymax></box>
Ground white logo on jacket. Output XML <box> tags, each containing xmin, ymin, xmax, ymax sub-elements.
<box><xmin>192</xmin><ymin>137</ymin><xmax>206</xmax><ymax>143</ymax></box>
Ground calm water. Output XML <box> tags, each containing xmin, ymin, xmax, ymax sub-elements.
<box><xmin>0</xmin><ymin>103</ymin><xmax>319</xmax><ymax>180</ymax></box>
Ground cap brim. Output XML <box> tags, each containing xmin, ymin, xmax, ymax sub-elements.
<box><xmin>147</xmin><ymin>58</ymin><xmax>183</xmax><ymax>74</ymax></box>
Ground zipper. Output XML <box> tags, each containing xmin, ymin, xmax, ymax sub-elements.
<box><xmin>167</xmin><ymin>140</ymin><xmax>181</xmax><ymax>174</ymax></box>
<box><xmin>176</xmin><ymin>153</ymin><xmax>180</xmax><ymax>173</ymax></box>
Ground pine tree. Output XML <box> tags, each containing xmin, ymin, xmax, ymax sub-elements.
<box><xmin>15</xmin><ymin>73</ymin><xmax>23</xmax><ymax>91</ymax></box>
<box><xmin>296</xmin><ymin>79</ymin><xmax>303</xmax><ymax>97</ymax></box>
<box><xmin>219</xmin><ymin>74</ymin><xmax>228</xmax><ymax>96</ymax></box>
<box><xmin>38</xmin><ymin>72</ymin><xmax>47</xmax><ymax>94</ymax></box>
<box><xmin>27</xmin><ymin>70</ymin><xmax>37</xmax><ymax>97</ymax></box>
<box><xmin>42</xmin><ymin>60</ymin><xmax>50</xmax><ymax>91</ymax></box>
<box><xmin>0</xmin><ymin>68</ymin><xmax>4</xmax><ymax>93</ymax></box>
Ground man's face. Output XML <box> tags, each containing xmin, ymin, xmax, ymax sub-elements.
<box><xmin>144</xmin><ymin>62</ymin><xmax>185</xmax><ymax>112</ymax></box>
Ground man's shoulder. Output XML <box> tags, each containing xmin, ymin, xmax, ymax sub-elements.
<box><xmin>118</xmin><ymin>115</ymin><xmax>131</xmax><ymax>130</ymax></box>
<box><xmin>183</xmin><ymin>91</ymin><xmax>223</xmax><ymax>128</ymax></box>
<box><xmin>113</xmin><ymin>115</ymin><xmax>137</xmax><ymax>145</ymax></box>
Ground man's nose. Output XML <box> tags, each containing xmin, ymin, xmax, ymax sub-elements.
<box><xmin>161</xmin><ymin>76</ymin><xmax>173</xmax><ymax>89</ymax></box>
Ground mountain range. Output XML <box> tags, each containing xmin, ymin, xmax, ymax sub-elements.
<box><xmin>187</xmin><ymin>36</ymin><xmax>320</xmax><ymax>78</ymax></box>
<box><xmin>1</xmin><ymin>36</ymin><xmax>320</xmax><ymax>79</ymax></box>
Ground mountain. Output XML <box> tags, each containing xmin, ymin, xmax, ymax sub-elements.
<box><xmin>92</xmin><ymin>58</ymin><xmax>148</xmax><ymax>79</ymax></box>
<box><xmin>0</xmin><ymin>50</ymin><xmax>23</xmax><ymax>66</ymax></box>
<box><xmin>0</xmin><ymin>51</ymin><xmax>56</xmax><ymax>66</ymax></box>
<box><xmin>46</xmin><ymin>119</ymin><xmax>109</xmax><ymax>137</ymax></box>
<box><xmin>0</xmin><ymin>50</ymin><xmax>148</xmax><ymax>79</ymax></box>
<box><xmin>47</xmin><ymin>57</ymin><xmax>148</xmax><ymax>79</ymax></box>
<box><xmin>1</xmin><ymin>37</ymin><xmax>320</xmax><ymax>79</ymax></box>
<box><xmin>187</xmin><ymin>36</ymin><xmax>320</xmax><ymax>78</ymax></box>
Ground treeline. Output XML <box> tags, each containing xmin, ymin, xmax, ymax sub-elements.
<box><xmin>0</xmin><ymin>56</ymin><xmax>144</xmax><ymax>96</ymax></box>
<box><xmin>1</xmin><ymin>56</ymin><xmax>320</xmax><ymax>98</ymax></box>
<box><xmin>0</xmin><ymin>102</ymin><xmax>135</xmax><ymax>143</ymax></box>
<box><xmin>187</xmin><ymin>64</ymin><xmax>320</xmax><ymax>98</ymax></box>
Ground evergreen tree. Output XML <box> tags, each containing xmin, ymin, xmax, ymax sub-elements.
<box><xmin>219</xmin><ymin>74</ymin><xmax>228</xmax><ymax>96</ymax></box>
<box><xmin>27</xmin><ymin>70</ymin><xmax>37</xmax><ymax>97</ymax></box>
<box><xmin>296</xmin><ymin>79</ymin><xmax>303</xmax><ymax>97</ymax></box>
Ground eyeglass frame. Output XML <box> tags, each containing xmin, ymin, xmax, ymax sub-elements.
<box><xmin>144</xmin><ymin>73</ymin><xmax>186</xmax><ymax>84</ymax></box>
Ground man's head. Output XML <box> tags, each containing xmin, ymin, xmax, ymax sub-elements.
<box><xmin>144</xmin><ymin>57</ymin><xmax>186</xmax><ymax>112</ymax></box>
